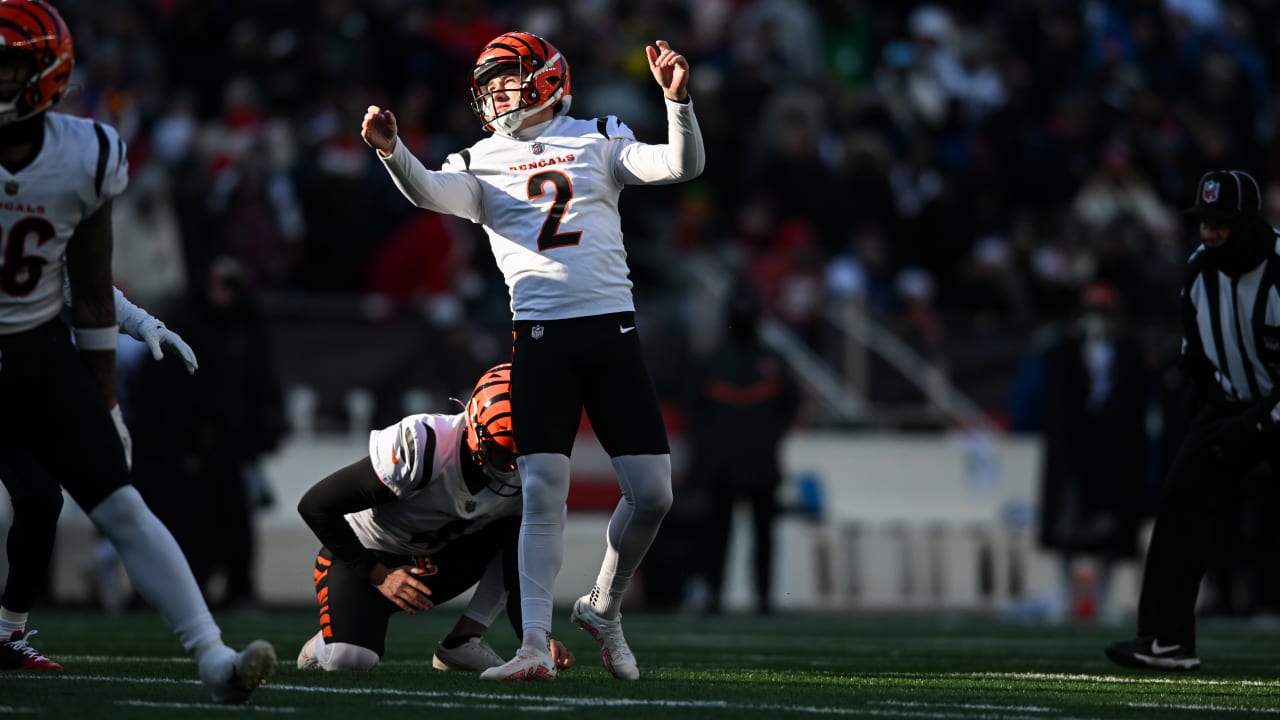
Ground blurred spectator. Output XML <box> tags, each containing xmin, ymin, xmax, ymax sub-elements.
<box><xmin>38</xmin><ymin>0</ymin><xmax>1280</xmax><ymax>433</ymax></box>
<box><xmin>742</xmin><ymin>89</ymin><xmax>842</xmax><ymax>248</ymax></box>
<box><xmin>683</xmin><ymin>280</ymin><xmax>800</xmax><ymax>615</ymax></box>
<box><xmin>111</xmin><ymin>164</ymin><xmax>188</xmax><ymax>318</ymax></box>
<box><xmin>751</xmin><ymin>219</ymin><xmax>826</xmax><ymax>350</ymax></box>
<box><xmin>205</xmin><ymin>140</ymin><xmax>305</xmax><ymax>292</ymax></box>
<box><xmin>1070</xmin><ymin>141</ymin><xmax>1177</xmax><ymax>253</ymax></box>
<box><xmin>364</xmin><ymin>211</ymin><xmax>464</xmax><ymax>305</ymax></box>
<box><xmin>732</xmin><ymin>0</ymin><xmax>823</xmax><ymax>85</ymax></box>
<box><xmin>128</xmin><ymin>257</ymin><xmax>285</xmax><ymax>610</ymax></box>
<box><xmin>1036</xmin><ymin>282</ymin><xmax>1152</xmax><ymax>622</ymax></box>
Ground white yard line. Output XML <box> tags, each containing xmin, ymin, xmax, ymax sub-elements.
<box><xmin>958</xmin><ymin>671</ymin><xmax>1280</xmax><ymax>688</ymax></box>
<box><xmin>1127</xmin><ymin>702</ymin><xmax>1280</xmax><ymax>715</ymax></box>
<box><xmin>6</xmin><ymin>669</ymin><xmax>1280</xmax><ymax>718</ymax></box>
<box><xmin>117</xmin><ymin>700</ymin><xmax>298</xmax><ymax>713</ymax></box>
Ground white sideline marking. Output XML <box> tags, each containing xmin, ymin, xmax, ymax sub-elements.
<box><xmin>0</xmin><ymin>707</ymin><xmax>36</xmax><ymax>714</ymax></box>
<box><xmin>383</xmin><ymin>697</ymin><xmax>1049</xmax><ymax>719</ymax></box>
<box><xmin>8</xmin><ymin>670</ymin><xmax>1280</xmax><ymax>718</ymax></box>
<box><xmin>118</xmin><ymin>700</ymin><xmax>298</xmax><ymax>713</ymax></box>
<box><xmin>60</xmin><ymin>655</ymin><xmax>190</xmax><ymax>664</ymax></box>
<box><xmin>0</xmin><ymin>675</ymin><xmax>1024</xmax><ymax>717</ymax></box>
<box><xmin>34</xmin><ymin>659</ymin><xmax>1280</xmax><ymax>690</ymax></box>
<box><xmin>957</xmin><ymin>671</ymin><xmax>1280</xmax><ymax>689</ymax></box>
<box><xmin>381</xmin><ymin>700</ymin><xmax>561</xmax><ymax>713</ymax></box>
<box><xmin>1128</xmin><ymin>702</ymin><xmax>1280</xmax><ymax>715</ymax></box>
<box><xmin>874</xmin><ymin>701</ymin><xmax>1056</xmax><ymax>713</ymax></box>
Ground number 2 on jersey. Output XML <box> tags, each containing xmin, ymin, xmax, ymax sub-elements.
<box><xmin>527</xmin><ymin>170</ymin><xmax>581</xmax><ymax>251</ymax></box>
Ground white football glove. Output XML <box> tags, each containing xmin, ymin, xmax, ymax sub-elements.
<box><xmin>112</xmin><ymin>286</ymin><xmax>199</xmax><ymax>374</ymax></box>
<box><xmin>109</xmin><ymin>404</ymin><xmax>133</xmax><ymax>470</ymax></box>
<box><xmin>138</xmin><ymin>322</ymin><xmax>199</xmax><ymax>374</ymax></box>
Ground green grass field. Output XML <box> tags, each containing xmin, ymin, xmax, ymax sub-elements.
<box><xmin>2</xmin><ymin>607</ymin><xmax>1278</xmax><ymax>719</ymax></box>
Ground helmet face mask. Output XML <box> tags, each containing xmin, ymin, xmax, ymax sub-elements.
<box><xmin>464</xmin><ymin>363</ymin><xmax>521</xmax><ymax>496</ymax></box>
<box><xmin>469</xmin><ymin>32</ymin><xmax>571</xmax><ymax>135</ymax></box>
<box><xmin>0</xmin><ymin>0</ymin><xmax>74</xmax><ymax>126</ymax></box>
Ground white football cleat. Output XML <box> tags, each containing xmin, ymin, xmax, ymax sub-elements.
<box><xmin>479</xmin><ymin>647</ymin><xmax>556</xmax><ymax>681</ymax></box>
<box><xmin>296</xmin><ymin>632</ymin><xmax>321</xmax><ymax>670</ymax></box>
<box><xmin>200</xmin><ymin>639</ymin><xmax>277</xmax><ymax>704</ymax></box>
<box><xmin>432</xmin><ymin>636</ymin><xmax>504</xmax><ymax>672</ymax></box>
<box><xmin>571</xmin><ymin>596</ymin><xmax>639</xmax><ymax>680</ymax></box>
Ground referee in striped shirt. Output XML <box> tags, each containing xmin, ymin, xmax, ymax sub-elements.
<box><xmin>1107</xmin><ymin>169</ymin><xmax>1280</xmax><ymax>671</ymax></box>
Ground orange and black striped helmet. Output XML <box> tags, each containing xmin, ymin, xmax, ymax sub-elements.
<box><xmin>465</xmin><ymin>363</ymin><xmax>520</xmax><ymax>495</ymax></box>
<box><xmin>468</xmin><ymin>31</ymin><xmax>571</xmax><ymax>134</ymax></box>
<box><xmin>0</xmin><ymin>0</ymin><xmax>73</xmax><ymax>125</ymax></box>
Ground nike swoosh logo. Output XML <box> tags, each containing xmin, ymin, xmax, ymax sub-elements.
<box><xmin>619</xmin><ymin>325</ymin><xmax>636</xmax><ymax>334</ymax></box>
<box><xmin>1150</xmin><ymin>640</ymin><xmax>1180</xmax><ymax>654</ymax></box>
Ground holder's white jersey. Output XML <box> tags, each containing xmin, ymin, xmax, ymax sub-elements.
<box><xmin>0</xmin><ymin>113</ymin><xmax>128</xmax><ymax>333</ymax></box>
<box><xmin>345</xmin><ymin>411</ymin><xmax>522</xmax><ymax>556</ymax></box>
<box><xmin>380</xmin><ymin>98</ymin><xmax>703</xmax><ymax>320</ymax></box>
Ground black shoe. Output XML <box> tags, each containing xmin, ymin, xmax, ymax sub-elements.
<box><xmin>1104</xmin><ymin>637</ymin><xmax>1200</xmax><ymax>671</ymax></box>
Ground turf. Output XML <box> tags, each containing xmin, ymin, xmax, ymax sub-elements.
<box><xmin>1</xmin><ymin>607</ymin><xmax>1278</xmax><ymax>718</ymax></box>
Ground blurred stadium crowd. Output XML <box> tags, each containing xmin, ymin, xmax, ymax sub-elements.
<box><xmin>54</xmin><ymin>0</ymin><xmax>1280</xmax><ymax>429</ymax></box>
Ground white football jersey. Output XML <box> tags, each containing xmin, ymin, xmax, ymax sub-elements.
<box><xmin>0</xmin><ymin>113</ymin><xmax>128</xmax><ymax>333</ymax></box>
<box><xmin>345</xmin><ymin>412</ymin><xmax>523</xmax><ymax>556</ymax></box>
<box><xmin>380</xmin><ymin>99</ymin><xmax>703</xmax><ymax>320</ymax></box>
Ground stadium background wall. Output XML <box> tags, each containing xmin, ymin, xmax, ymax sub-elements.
<box><xmin>0</xmin><ymin>430</ymin><xmax>1145</xmax><ymax>616</ymax></box>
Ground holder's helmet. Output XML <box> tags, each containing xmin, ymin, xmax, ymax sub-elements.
<box><xmin>464</xmin><ymin>363</ymin><xmax>520</xmax><ymax>495</ymax></box>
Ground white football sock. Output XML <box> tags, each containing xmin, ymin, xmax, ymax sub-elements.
<box><xmin>462</xmin><ymin>554</ymin><xmax>506</xmax><ymax>628</ymax></box>
<box><xmin>515</xmin><ymin>453</ymin><xmax>571</xmax><ymax>642</ymax></box>
<box><xmin>590</xmin><ymin>454</ymin><xmax>673</xmax><ymax>619</ymax></box>
<box><xmin>0</xmin><ymin>607</ymin><xmax>27</xmax><ymax>636</ymax></box>
<box><xmin>87</xmin><ymin>486</ymin><xmax>222</xmax><ymax>654</ymax></box>
<box><xmin>322</xmin><ymin>641</ymin><xmax>379</xmax><ymax>671</ymax></box>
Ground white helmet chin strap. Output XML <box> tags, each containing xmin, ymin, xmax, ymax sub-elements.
<box><xmin>0</xmin><ymin>98</ymin><xmax>21</xmax><ymax>126</ymax></box>
<box><xmin>483</xmin><ymin>463</ymin><xmax>518</xmax><ymax>483</ymax></box>
<box><xmin>488</xmin><ymin>105</ymin><xmax>531</xmax><ymax>135</ymax></box>
<box><xmin>482</xmin><ymin>462</ymin><xmax>521</xmax><ymax>497</ymax></box>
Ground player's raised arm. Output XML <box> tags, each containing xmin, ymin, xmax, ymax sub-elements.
<box><xmin>615</xmin><ymin>41</ymin><xmax>705</xmax><ymax>185</ymax></box>
<box><xmin>361</xmin><ymin>105</ymin><xmax>399</xmax><ymax>157</ymax></box>
<box><xmin>363</xmin><ymin>105</ymin><xmax>484</xmax><ymax>221</ymax></box>
<box><xmin>646</xmin><ymin>40</ymin><xmax>689</xmax><ymax>103</ymax></box>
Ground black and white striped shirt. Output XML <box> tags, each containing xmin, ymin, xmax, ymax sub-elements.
<box><xmin>1181</xmin><ymin>228</ymin><xmax>1280</xmax><ymax>426</ymax></box>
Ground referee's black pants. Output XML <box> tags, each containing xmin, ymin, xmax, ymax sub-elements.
<box><xmin>1137</xmin><ymin>406</ymin><xmax>1280</xmax><ymax>651</ymax></box>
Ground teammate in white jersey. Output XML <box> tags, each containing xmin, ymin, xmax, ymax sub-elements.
<box><xmin>1</xmin><ymin>284</ymin><xmax>195</xmax><ymax>672</ymax></box>
<box><xmin>362</xmin><ymin>31</ymin><xmax>703</xmax><ymax>680</ymax></box>
<box><xmin>295</xmin><ymin>364</ymin><xmax>573</xmax><ymax>673</ymax></box>
<box><xmin>0</xmin><ymin>0</ymin><xmax>275</xmax><ymax>700</ymax></box>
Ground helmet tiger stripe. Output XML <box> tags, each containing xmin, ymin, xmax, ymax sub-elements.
<box><xmin>0</xmin><ymin>0</ymin><xmax>73</xmax><ymax>125</ymax></box>
<box><xmin>465</xmin><ymin>362</ymin><xmax>518</xmax><ymax>482</ymax></box>
<box><xmin>468</xmin><ymin>31</ymin><xmax>571</xmax><ymax>134</ymax></box>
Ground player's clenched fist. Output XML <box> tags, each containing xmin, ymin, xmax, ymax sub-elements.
<box><xmin>362</xmin><ymin>105</ymin><xmax>399</xmax><ymax>156</ymax></box>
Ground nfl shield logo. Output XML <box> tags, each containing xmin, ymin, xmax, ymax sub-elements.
<box><xmin>531</xmin><ymin>324</ymin><xmax>544</xmax><ymax>340</ymax></box>
<box><xmin>1202</xmin><ymin>179</ymin><xmax>1220</xmax><ymax>203</ymax></box>
<box><xmin>530</xmin><ymin>142</ymin><xmax>545</xmax><ymax>155</ymax></box>
<box><xmin>4</xmin><ymin>181</ymin><xmax>17</xmax><ymax>196</ymax></box>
